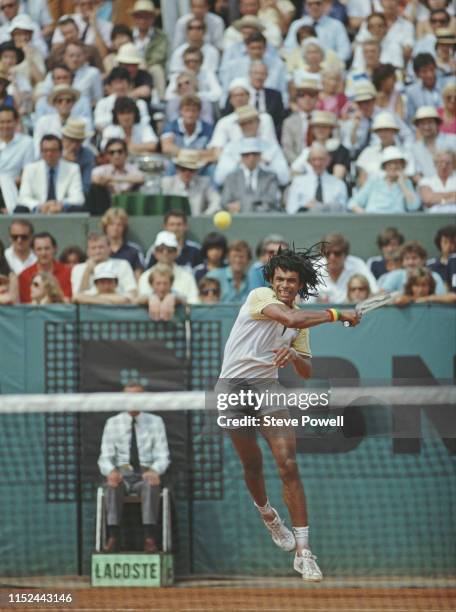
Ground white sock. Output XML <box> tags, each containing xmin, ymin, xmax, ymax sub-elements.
<box><xmin>254</xmin><ymin>498</ymin><xmax>274</xmax><ymax>517</ymax></box>
<box><xmin>293</xmin><ymin>526</ymin><xmax>309</xmax><ymax>552</ymax></box>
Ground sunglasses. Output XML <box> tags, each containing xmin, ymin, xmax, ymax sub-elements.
<box><xmin>296</xmin><ymin>90</ymin><xmax>318</xmax><ymax>97</ymax></box>
<box><xmin>55</xmin><ymin>97</ymin><xmax>73</xmax><ymax>103</ymax></box>
<box><xmin>431</xmin><ymin>18</ymin><xmax>448</xmax><ymax>24</ymax></box>
<box><xmin>1</xmin><ymin>3</ymin><xmax>17</xmax><ymax>8</ymax></box>
<box><xmin>201</xmin><ymin>288</ymin><xmax>220</xmax><ymax>296</ymax></box>
<box><xmin>107</xmin><ymin>148</ymin><xmax>125</xmax><ymax>155</ymax></box>
<box><xmin>188</xmin><ymin>25</ymin><xmax>203</xmax><ymax>30</ymax></box>
<box><xmin>326</xmin><ymin>250</ymin><xmax>344</xmax><ymax>257</ymax></box>
<box><xmin>11</xmin><ymin>233</ymin><xmax>30</xmax><ymax>241</ymax></box>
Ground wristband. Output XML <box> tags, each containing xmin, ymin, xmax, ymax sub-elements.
<box><xmin>326</xmin><ymin>308</ymin><xmax>340</xmax><ymax>322</ymax></box>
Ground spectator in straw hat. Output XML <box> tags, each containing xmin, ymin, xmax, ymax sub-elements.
<box><xmin>210</xmin><ymin>81</ymin><xmax>277</xmax><ymax>152</ymax></box>
<box><xmin>291</xmin><ymin>110</ymin><xmax>350</xmax><ymax>180</ymax></box>
<box><xmin>115</xmin><ymin>42</ymin><xmax>154</xmax><ymax>103</ymax></box>
<box><xmin>129</xmin><ymin>0</ymin><xmax>168</xmax><ymax>99</ymax></box>
<box><xmin>221</xmin><ymin>137</ymin><xmax>280</xmax><ymax>213</ymax></box>
<box><xmin>161</xmin><ymin>149</ymin><xmax>221</xmax><ymax>216</ymax></box>
<box><xmin>169</xmin><ymin>17</ymin><xmax>220</xmax><ymax>76</ymax></box>
<box><xmin>356</xmin><ymin>112</ymin><xmax>414</xmax><ymax>186</ymax></box>
<box><xmin>281</xmin><ymin>73</ymin><xmax>321</xmax><ymax>165</ymax></box>
<box><xmin>434</xmin><ymin>28</ymin><xmax>456</xmax><ymax>79</ymax></box>
<box><xmin>222</xmin><ymin>1</ymin><xmax>282</xmax><ymax>50</ymax></box>
<box><xmin>220</xmin><ymin>15</ymin><xmax>279</xmax><ymax>71</ymax></box>
<box><xmin>341</xmin><ymin>81</ymin><xmax>383</xmax><ymax>159</ymax></box>
<box><xmin>214</xmin><ymin>105</ymin><xmax>289</xmax><ymax>186</ymax></box>
<box><xmin>438</xmin><ymin>82</ymin><xmax>456</xmax><ymax>134</ymax></box>
<box><xmin>409</xmin><ymin>106</ymin><xmax>456</xmax><ymax>178</ymax></box>
<box><xmin>173</xmin><ymin>0</ymin><xmax>225</xmax><ymax>52</ymax></box>
<box><xmin>348</xmin><ymin>146</ymin><xmax>420</xmax><ymax>214</ymax></box>
<box><xmin>61</xmin><ymin>118</ymin><xmax>95</xmax><ymax>196</ymax></box>
<box><xmin>32</xmin><ymin>84</ymin><xmax>86</xmax><ymax>157</ymax></box>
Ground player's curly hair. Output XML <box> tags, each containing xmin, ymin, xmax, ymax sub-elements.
<box><xmin>262</xmin><ymin>244</ymin><xmax>325</xmax><ymax>300</ymax></box>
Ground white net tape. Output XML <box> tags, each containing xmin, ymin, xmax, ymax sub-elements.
<box><xmin>0</xmin><ymin>386</ymin><xmax>454</xmax><ymax>413</ymax></box>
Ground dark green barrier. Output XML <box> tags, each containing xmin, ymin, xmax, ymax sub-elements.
<box><xmin>0</xmin><ymin>305</ymin><xmax>454</xmax><ymax>577</ymax></box>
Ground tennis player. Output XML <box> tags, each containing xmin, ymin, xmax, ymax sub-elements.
<box><xmin>216</xmin><ymin>247</ymin><xmax>361</xmax><ymax>581</ymax></box>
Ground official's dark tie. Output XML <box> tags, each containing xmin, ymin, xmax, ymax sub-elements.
<box><xmin>315</xmin><ymin>175</ymin><xmax>323</xmax><ymax>202</ymax></box>
<box><xmin>47</xmin><ymin>167</ymin><xmax>56</xmax><ymax>201</ymax></box>
<box><xmin>130</xmin><ymin>416</ymin><xmax>141</xmax><ymax>472</ymax></box>
<box><xmin>360</xmin><ymin>116</ymin><xmax>373</xmax><ymax>151</ymax></box>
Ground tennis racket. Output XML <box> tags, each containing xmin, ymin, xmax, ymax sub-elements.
<box><xmin>343</xmin><ymin>291</ymin><xmax>399</xmax><ymax>327</ymax></box>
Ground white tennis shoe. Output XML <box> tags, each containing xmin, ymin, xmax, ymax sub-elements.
<box><xmin>262</xmin><ymin>508</ymin><xmax>296</xmax><ymax>552</ymax></box>
<box><xmin>293</xmin><ymin>548</ymin><xmax>323</xmax><ymax>581</ymax></box>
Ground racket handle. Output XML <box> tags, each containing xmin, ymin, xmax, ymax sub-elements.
<box><xmin>343</xmin><ymin>320</ymin><xmax>350</xmax><ymax>327</ymax></box>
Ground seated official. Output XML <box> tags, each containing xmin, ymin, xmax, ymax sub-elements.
<box><xmin>161</xmin><ymin>150</ymin><xmax>220</xmax><ymax>216</ymax></box>
<box><xmin>221</xmin><ymin>138</ymin><xmax>280</xmax><ymax>213</ymax></box>
<box><xmin>136</xmin><ymin>263</ymin><xmax>186</xmax><ymax>321</ymax></box>
<box><xmin>16</xmin><ymin>135</ymin><xmax>84</xmax><ymax>213</ymax></box>
<box><xmin>286</xmin><ymin>143</ymin><xmax>348</xmax><ymax>214</ymax></box>
<box><xmin>98</xmin><ymin>382</ymin><xmax>170</xmax><ymax>553</ymax></box>
<box><xmin>73</xmin><ymin>261</ymin><xmax>134</xmax><ymax>305</ymax></box>
<box><xmin>348</xmin><ymin>147</ymin><xmax>421</xmax><ymax>214</ymax></box>
<box><xmin>206</xmin><ymin>240</ymin><xmax>252</xmax><ymax>303</ymax></box>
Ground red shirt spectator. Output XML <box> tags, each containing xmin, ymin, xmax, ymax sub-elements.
<box><xmin>19</xmin><ymin>233</ymin><xmax>72</xmax><ymax>303</ymax></box>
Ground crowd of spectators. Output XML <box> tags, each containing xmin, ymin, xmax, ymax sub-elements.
<box><xmin>0</xmin><ymin>0</ymin><xmax>454</xmax><ymax>313</ymax></box>
<box><xmin>0</xmin><ymin>0</ymin><xmax>452</xmax><ymax>215</ymax></box>
<box><xmin>1</xmin><ymin>211</ymin><xmax>455</xmax><ymax>315</ymax></box>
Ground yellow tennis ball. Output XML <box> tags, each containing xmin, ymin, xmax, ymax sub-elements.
<box><xmin>213</xmin><ymin>211</ymin><xmax>232</xmax><ymax>230</ymax></box>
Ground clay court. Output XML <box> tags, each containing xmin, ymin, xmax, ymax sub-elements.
<box><xmin>2</xmin><ymin>580</ymin><xmax>456</xmax><ymax>612</ymax></box>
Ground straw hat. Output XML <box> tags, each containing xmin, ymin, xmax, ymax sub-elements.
<box><xmin>294</xmin><ymin>71</ymin><xmax>322</xmax><ymax>91</ymax></box>
<box><xmin>116</xmin><ymin>43</ymin><xmax>142</xmax><ymax>65</ymax></box>
<box><xmin>412</xmin><ymin>105</ymin><xmax>442</xmax><ymax>124</ymax></box>
<box><xmin>228</xmin><ymin>77</ymin><xmax>251</xmax><ymax>93</ymax></box>
<box><xmin>48</xmin><ymin>84</ymin><xmax>80</xmax><ymax>105</ymax></box>
<box><xmin>172</xmin><ymin>149</ymin><xmax>205</xmax><ymax>170</ymax></box>
<box><xmin>61</xmin><ymin>118</ymin><xmax>93</xmax><ymax>140</ymax></box>
<box><xmin>232</xmin><ymin>16</ymin><xmax>265</xmax><ymax>32</ymax></box>
<box><xmin>380</xmin><ymin>146</ymin><xmax>407</xmax><ymax>167</ymax></box>
<box><xmin>372</xmin><ymin>112</ymin><xmax>399</xmax><ymax>132</ymax></box>
<box><xmin>235</xmin><ymin>105</ymin><xmax>259</xmax><ymax>124</ymax></box>
<box><xmin>240</xmin><ymin>137</ymin><xmax>263</xmax><ymax>154</ymax></box>
<box><xmin>353</xmin><ymin>81</ymin><xmax>377</xmax><ymax>102</ymax></box>
<box><xmin>129</xmin><ymin>0</ymin><xmax>156</xmax><ymax>14</ymax></box>
<box><xmin>435</xmin><ymin>28</ymin><xmax>456</xmax><ymax>45</ymax></box>
<box><xmin>310</xmin><ymin>110</ymin><xmax>337</xmax><ymax>127</ymax></box>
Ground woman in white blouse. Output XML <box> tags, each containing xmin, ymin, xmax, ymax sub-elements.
<box><xmin>101</xmin><ymin>96</ymin><xmax>158</xmax><ymax>155</ymax></box>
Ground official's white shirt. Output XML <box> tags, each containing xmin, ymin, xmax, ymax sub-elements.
<box><xmin>71</xmin><ymin>258</ymin><xmax>137</xmax><ymax>295</ymax></box>
<box><xmin>98</xmin><ymin>411</ymin><xmax>170</xmax><ymax>477</ymax></box>
<box><xmin>219</xmin><ymin>287</ymin><xmax>311</xmax><ymax>380</ymax></box>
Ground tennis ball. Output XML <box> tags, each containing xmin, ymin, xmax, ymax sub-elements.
<box><xmin>213</xmin><ymin>211</ymin><xmax>232</xmax><ymax>230</ymax></box>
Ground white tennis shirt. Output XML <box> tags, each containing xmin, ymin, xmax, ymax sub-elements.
<box><xmin>219</xmin><ymin>287</ymin><xmax>311</xmax><ymax>379</ymax></box>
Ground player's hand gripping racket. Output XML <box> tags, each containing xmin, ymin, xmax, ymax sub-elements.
<box><xmin>343</xmin><ymin>291</ymin><xmax>399</xmax><ymax>327</ymax></box>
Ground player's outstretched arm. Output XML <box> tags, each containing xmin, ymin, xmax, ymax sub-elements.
<box><xmin>263</xmin><ymin>304</ymin><xmax>361</xmax><ymax>329</ymax></box>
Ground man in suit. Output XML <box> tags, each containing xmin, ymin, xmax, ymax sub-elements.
<box><xmin>98</xmin><ymin>382</ymin><xmax>170</xmax><ymax>553</ymax></box>
<box><xmin>223</xmin><ymin>62</ymin><xmax>284</xmax><ymax>139</ymax></box>
<box><xmin>281</xmin><ymin>74</ymin><xmax>321</xmax><ymax>165</ymax></box>
<box><xmin>16</xmin><ymin>135</ymin><xmax>84</xmax><ymax>213</ymax></box>
<box><xmin>221</xmin><ymin>138</ymin><xmax>280</xmax><ymax>213</ymax></box>
<box><xmin>161</xmin><ymin>149</ymin><xmax>221</xmax><ymax>216</ymax></box>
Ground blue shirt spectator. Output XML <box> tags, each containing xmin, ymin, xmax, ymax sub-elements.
<box><xmin>206</xmin><ymin>240</ymin><xmax>252</xmax><ymax>303</ymax></box>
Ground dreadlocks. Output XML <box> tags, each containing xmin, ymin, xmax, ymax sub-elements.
<box><xmin>262</xmin><ymin>243</ymin><xmax>325</xmax><ymax>300</ymax></box>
